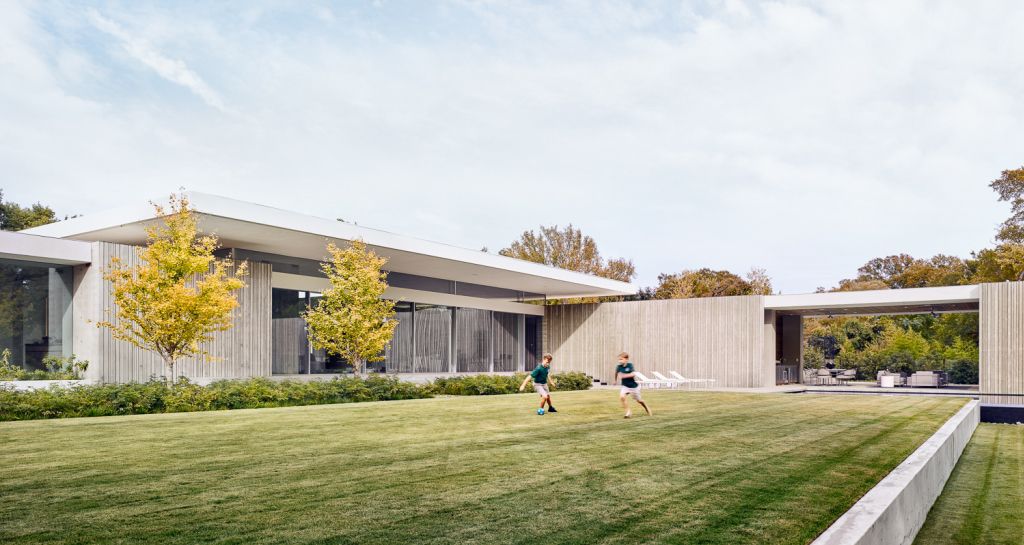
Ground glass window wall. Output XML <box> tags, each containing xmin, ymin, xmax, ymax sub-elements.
<box><xmin>493</xmin><ymin>312</ymin><xmax>521</xmax><ymax>372</ymax></box>
<box><xmin>0</xmin><ymin>259</ymin><xmax>73</xmax><ymax>371</ymax></box>
<box><xmin>525</xmin><ymin>315</ymin><xmax>542</xmax><ymax>371</ymax></box>
<box><xmin>456</xmin><ymin>308</ymin><xmax>491</xmax><ymax>372</ymax></box>
<box><xmin>270</xmin><ymin>288</ymin><xmax>538</xmax><ymax>375</ymax></box>
<box><xmin>272</xmin><ymin>289</ymin><xmax>308</xmax><ymax>374</ymax></box>
<box><xmin>383</xmin><ymin>301</ymin><xmax>413</xmax><ymax>373</ymax></box>
<box><xmin>414</xmin><ymin>304</ymin><xmax>451</xmax><ymax>373</ymax></box>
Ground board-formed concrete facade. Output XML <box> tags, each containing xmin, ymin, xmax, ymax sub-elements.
<box><xmin>979</xmin><ymin>282</ymin><xmax>1024</xmax><ymax>405</ymax></box>
<box><xmin>72</xmin><ymin>242</ymin><xmax>273</xmax><ymax>383</ymax></box>
<box><xmin>544</xmin><ymin>296</ymin><xmax>769</xmax><ymax>387</ymax></box>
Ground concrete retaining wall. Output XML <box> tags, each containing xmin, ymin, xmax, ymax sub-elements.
<box><xmin>811</xmin><ymin>399</ymin><xmax>979</xmax><ymax>545</ymax></box>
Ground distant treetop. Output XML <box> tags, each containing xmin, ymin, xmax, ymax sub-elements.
<box><xmin>0</xmin><ymin>190</ymin><xmax>58</xmax><ymax>231</ymax></box>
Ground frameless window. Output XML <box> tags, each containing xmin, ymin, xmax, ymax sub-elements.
<box><xmin>0</xmin><ymin>259</ymin><xmax>73</xmax><ymax>372</ymax></box>
<box><xmin>414</xmin><ymin>304</ymin><xmax>451</xmax><ymax>373</ymax></box>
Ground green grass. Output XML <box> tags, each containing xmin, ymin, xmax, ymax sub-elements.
<box><xmin>0</xmin><ymin>390</ymin><xmax>964</xmax><ymax>545</ymax></box>
<box><xmin>914</xmin><ymin>423</ymin><xmax>1024</xmax><ymax>545</ymax></box>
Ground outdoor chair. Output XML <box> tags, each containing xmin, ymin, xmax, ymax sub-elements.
<box><xmin>669</xmin><ymin>371</ymin><xmax>716</xmax><ymax>389</ymax></box>
<box><xmin>835</xmin><ymin>369</ymin><xmax>856</xmax><ymax>386</ymax></box>
<box><xmin>876</xmin><ymin>370</ymin><xmax>906</xmax><ymax>387</ymax></box>
<box><xmin>908</xmin><ymin>371</ymin><xmax>948</xmax><ymax>388</ymax></box>
<box><xmin>665</xmin><ymin>371</ymin><xmax>696</xmax><ymax>389</ymax></box>
<box><xmin>633</xmin><ymin>372</ymin><xmax>671</xmax><ymax>389</ymax></box>
<box><xmin>651</xmin><ymin>371</ymin><xmax>683</xmax><ymax>389</ymax></box>
<box><xmin>815</xmin><ymin>368</ymin><xmax>834</xmax><ymax>386</ymax></box>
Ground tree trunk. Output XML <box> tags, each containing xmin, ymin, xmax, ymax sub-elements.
<box><xmin>353</xmin><ymin>357</ymin><xmax>363</xmax><ymax>377</ymax></box>
<box><xmin>163</xmin><ymin>355</ymin><xmax>175</xmax><ymax>388</ymax></box>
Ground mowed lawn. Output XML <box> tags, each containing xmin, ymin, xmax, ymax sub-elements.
<box><xmin>915</xmin><ymin>423</ymin><xmax>1024</xmax><ymax>545</ymax></box>
<box><xmin>1</xmin><ymin>390</ymin><xmax>964</xmax><ymax>545</ymax></box>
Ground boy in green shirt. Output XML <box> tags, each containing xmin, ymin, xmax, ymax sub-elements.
<box><xmin>614</xmin><ymin>351</ymin><xmax>652</xmax><ymax>418</ymax></box>
<box><xmin>519</xmin><ymin>353</ymin><xmax>557</xmax><ymax>414</ymax></box>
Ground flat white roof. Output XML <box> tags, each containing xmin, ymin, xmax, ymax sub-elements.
<box><xmin>0</xmin><ymin>231</ymin><xmax>91</xmax><ymax>265</ymax></box>
<box><xmin>23</xmin><ymin>192</ymin><xmax>635</xmax><ymax>299</ymax></box>
<box><xmin>765</xmin><ymin>285</ymin><xmax>980</xmax><ymax>316</ymax></box>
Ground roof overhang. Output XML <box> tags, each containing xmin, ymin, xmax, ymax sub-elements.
<box><xmin>0</xmin><ymin>231</ymin><xmax>91</xmax><ymax>265</ymax></box>
<box><xmin>22</xmin><ymin>192</ymin><xmax>635</xmax><ymax>299</ymax></box>
<box><xmin>764</xmin><ymin>285</ymin><xmax>981</xmax><ymax>317</ymax></box>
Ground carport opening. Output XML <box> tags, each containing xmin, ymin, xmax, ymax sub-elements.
<box><xmin>773</xmin><ymin>301</ymin><xmax>979</xmax><ymax>390</ymax></box>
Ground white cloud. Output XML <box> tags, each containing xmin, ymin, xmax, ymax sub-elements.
<box><xmin>1</xmin><ymin>1</ymin><xmax>1022</xmax><ymax>294</ymax></box>
<box><xmin>86</xmin><ymin>8</ymin><xmax>229</xmax><ymax>113</ymax></box>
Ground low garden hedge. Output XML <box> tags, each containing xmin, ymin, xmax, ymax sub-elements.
<box><xmin>429</xmin><ymin>371</ymin><xmax>593</xmax><ymax>396</ymax></box>
<box><xmin>0</xmin><ymin>372</ymin><xmax>593</xmax><ymax>421</ymax></box>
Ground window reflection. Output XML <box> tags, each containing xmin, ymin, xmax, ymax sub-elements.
<box><xmin>270</xmin><ymin>288</ymin><xmax>536</xmax><ymax>375</ymax></box>
<box><xmin>0</xmin><ymin>259</ymin><xmax>73</xmax><ymax>371</ymax></box>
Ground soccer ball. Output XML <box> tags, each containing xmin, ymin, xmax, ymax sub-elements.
<box><xmin>537</xmin><ymin>408</ymin><xmax>545</xmax><ymax>415</ymax></box>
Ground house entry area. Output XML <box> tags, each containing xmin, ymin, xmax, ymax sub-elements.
<box><xmin>766</xmin><ymin>286</ymin><xmax>981</xmax><ymax>390</ymax></box>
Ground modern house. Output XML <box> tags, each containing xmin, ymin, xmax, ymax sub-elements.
<box><xmin>3</xmin><ymin>192</ymin><xmax>1023</xmax><ymax>408</ymax></box>
<box><xmin>4</xmin><ymin>192</ymin><xmax>633</xmax><ymax>383</ymax></box>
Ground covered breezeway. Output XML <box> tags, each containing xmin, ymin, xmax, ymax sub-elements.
<box><xmin>764</xmin><ymin>285</ymin><xmax>982</xmax><ymax>392</ymax></box>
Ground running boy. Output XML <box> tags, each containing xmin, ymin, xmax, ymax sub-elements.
<box><xmin>614</xmin><ymin>352</ymin><xmax>652</xmax><ymax>418</ymax></box>
<box><xmin>519</xmin><ymin>353</ymin><xmax>557</xmax><ymax>414</ymax></box>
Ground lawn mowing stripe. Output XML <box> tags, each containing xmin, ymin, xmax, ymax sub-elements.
<box><xmin>0</xmin><ymin>391</ymin><xmax>942</xmax><ymax>540</ymax></box>
<box><xmin>0</xmin><ymin>392</ymin><xmax>963</xmax><ymax>545</ymax></box>
<box><xmin>951</xmin><ymin>425</ymin><xmax>1001</xmax><ymax>545</ymax></box>
<box><xmin>354</xmin><ymin>396</ymin><xmax>956</xmax><ymax>544</ymax></box>
<box><xmin>983</xmin><ymin>425</ymin><xmax>1023</xmax><ymax>545</ymax></box>
<box><xmin>337</xmin><ymin>394</ymin><xmax>890</xmax><ymax>539</ymax></box>
<box><xmin>647</xmin><ymin>398</ymin><xmax>953</xmax><ymax>545</ymax></box>
<box><xmin>914</xmin><ymin>423</ymin><xmax>1024</xmax><ymax>545</ymax></box>
<box><xmin>520</xmin><ymin>397</ymin><xmax>955</xmax><ymax>545</ymax></box>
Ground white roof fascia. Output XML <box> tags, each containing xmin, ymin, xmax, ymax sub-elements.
<box><xmin>764</xmin><ymin>285</ymin><xmax>980</xmax><ymax>311</ymax></box>
<box><xmin>25</xmin><ymin>192</ymin><xmax>635</xmax><ymax>297</ymax></box>
<box><xmin>0</xmin><ymin>231</ymin><xmax>91</xmax><ymax>265</ymax></box>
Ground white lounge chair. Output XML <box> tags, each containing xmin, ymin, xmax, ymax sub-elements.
<box><xmin>665</xmin><ymin>371</ymin><xmax>697</xmax><ymax>389</ymax></box>
<box><xmin>670</xmin><ymin>371</ymin><xmax>716</xmax><ymax>389</ymax></box>
<box><xmin>652</xmin><ymin>371</ymin><xmax>684</xmax><ymax>389</ymax></box>
<box><xmin>633</xmin><ymin>372</ymin><xmax>671</xmax><ymax>389</ymax></box>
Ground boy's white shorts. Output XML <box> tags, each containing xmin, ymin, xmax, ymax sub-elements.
<box><xmin>534</xmin><ymin>383</ymin><xmax>550</xmax><ymax>397</ymax></box>
<box><xmin>620</xmin><ymin>386</ymin><xmax>643</xmax><ymax>400</ymax></box>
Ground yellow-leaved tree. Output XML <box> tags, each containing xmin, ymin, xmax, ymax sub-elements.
<box><xmin>303</xmin><ymin>240</ymin><xmax>397</xmax><ymax>376</ymax></box>
<box><xmin>99</xmin><ymin>194</ymin><xmax>248</xmax><ymax>386</ymax></box>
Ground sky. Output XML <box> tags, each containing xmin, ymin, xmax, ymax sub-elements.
<box><xmin>2</xmin><ymin>0</ymin><xmax>1023</xmax><ymax>294</ymax></box>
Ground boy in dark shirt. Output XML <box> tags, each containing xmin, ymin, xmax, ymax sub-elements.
<box><xmin>614</xmin><ymin>352</ymin><xmax>652</xmax><ymax>418</ymax></box>
<box><xmin>519</xmin><ymin>353</ymin><xmax>557</xmax><ymax>414</ymax></box>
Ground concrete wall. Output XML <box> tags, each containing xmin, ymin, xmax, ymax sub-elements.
<box><xmin>764</xmin><ymin>309</ymin><xmax>777</xmax><ymax>380</ymax></box>
<box><xmin>811</xmin><ymin>400</ymin><xmax>980</xmax><ymax>545</ymax></box>
<box><xmin>979</xmin><ymin>282</ymin><xmax>1024</xmax><ymax>405</ymax></box>
<box><xmin>73</xmin><ymin>242</ymin><xmax>272</xmax><ymax>383</ymax></box>
<box><xmin>543</xmin><ymin>296</ymin><xmax>768</xmax><ymax>386</ymax></box>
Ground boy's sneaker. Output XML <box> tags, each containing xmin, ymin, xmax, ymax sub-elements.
<box><xmin>547</xmin><ymin>407</ymin><xmax>557</xmax><ymax>413</ymax></box>
<box><xmin>624</xmin><ymin>412</ymin><xmax>632</xmax><ymax>419</ymax></box>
